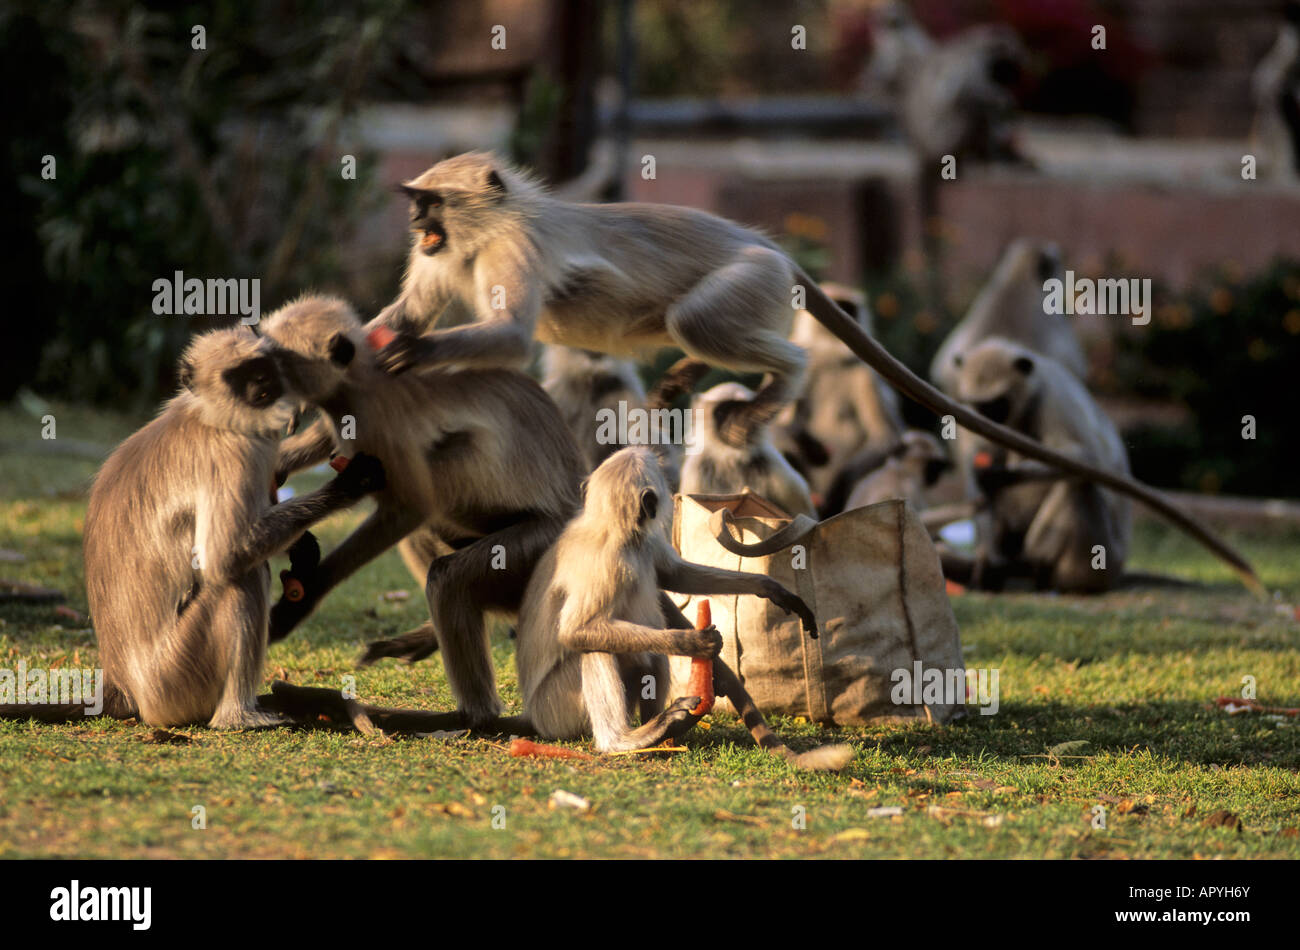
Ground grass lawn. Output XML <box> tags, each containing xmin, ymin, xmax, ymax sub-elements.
<box><xmin>1</xmin><ymin>401</ymin><xmax>1298</xmax><ymax>859</ymax></box>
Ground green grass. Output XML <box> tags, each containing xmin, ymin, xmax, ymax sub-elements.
<box><xmin>1</xmin><ymin>401</ymin><xmax>1298</xmax><ymax>859</ymax></box>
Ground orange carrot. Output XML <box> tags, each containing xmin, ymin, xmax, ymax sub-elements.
<box><xmin>366</xmin><ymin>326</ymin><xmax>397</xmax><ymax>351</ymax></box>
<box><xmin>508</xmin><ymin>738</ymin><xmax>594</xmax><ymax>759</ymax></box>
<box><xmin>329</xmin><ymin>455</ymin><xmax>350</xmax><ymax>473</ymax></box>
<box><xmin>687</xmin><ymin>600</ymin><xmax>715</xmax><ymax>716</ymax></box>
<box><xmin>973</xmin><ymin>450</ymin><xmax>994</xmax><ymax>469</ymax></box>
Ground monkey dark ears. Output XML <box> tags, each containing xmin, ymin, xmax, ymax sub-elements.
<box><xmin>328</xmin><ymin>333</ymin><xmax>356</xmax><ymax>367</ymax></box>
<box><xmin>1013</xmin><ymin>355</ymin><xmax>1035</xmax><ymax>375</ymax></box>
<box><xmin>178</xmin><ymin>360</ymin><xmax>195</xmax><ymax>391</ymax></box>
<box><xmin>638</xmin><ymin>488</ymin><xmax>659</xmax><ymax>524</ymax></box>
<box><xmin>485</xmin><ymin>169</ymin><xmax>506</xmax><ymax>197</ymax></box>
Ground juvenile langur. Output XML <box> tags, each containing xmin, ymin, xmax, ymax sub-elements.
<box><xmin>516</xmin><ymin>448</ymin><xmax>851</xmax><ymax>769</ymax></box>
<box><xmin>0</xmin><ymin>329</ymin><xmax>385</xmax><ymax>728</ymax></box>
<box><xmin>863</xmin><ymin>3</ymin><xmax>1030</xmax><ymax>166</ymax></box>
<box><xmin>947</xmin><ymin>338</ymin><xmax>1130</xmax><ymax>593</ymax></box>
<box><xmin>843</xmin><ymin>430</ymin><xmax>950</xmax><ymax>514</ymax></box>
<box><xmin>930</xmin><ymin>239</ymin><xmax>1087</xmax><ymax>395</ymax></box>
<box><xmin>359</xmin><ymin>150</ymin><xmax>1258</xmax><ymax>591</ymax></box>
<box><xmin>262</xmin><ymin>296</ymin><xmax>585</xmax><ymax>728</ymax></box>
<box><xmin>1251</xmin><ymin>1</ymin><xmax>1300</xmax><ymax>181</ymax></box>
<box><xmin>680</xmin><ymin>381</ymin><xmax>817</xmax><ymax>518</ymax></box>
<box><xmin>772</xmin><ymin>283</ymin><xmax>903</xmax><ymax>495</ymax></box>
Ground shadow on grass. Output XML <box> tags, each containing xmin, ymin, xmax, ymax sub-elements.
<box><xmin>748</xmin><ymin>699</ymin><xmax>1300</xmax><ymax>769</ymax></box>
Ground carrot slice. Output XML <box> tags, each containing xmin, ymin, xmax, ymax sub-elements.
<box><xmin>367</xmin><ymin>326</ymin><xmax>397</xmax><ymax>350</ymax></box>
<box><xmin>280</xmin><ymin>571</ymin><xmax>305</xmax><ymax>603</ymax></box>
<box><xmin>329</xmin><ymin>456</ymin><xmax>350</xmax><ymax>473</ymax></box>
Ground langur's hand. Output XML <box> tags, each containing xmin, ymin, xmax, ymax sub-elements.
<box><xmin>374</xmin><ymin>331</ymin><xmax>432</xmax><ymax>375</ymax></box>
<box><xmin>762</xmin><ymin>579</ymin><xmax>818</xmax><ymax>638</ymax></box>
<box><xmin>287</xmin><ymin>531</ymin><xmax>320</xmax><ymax>573</ymax></box>
<box><xmin>677</xmin><ymin>624</ymin><xmax>722</xmax><ymax>659</ymax></box>
<box><xmin>332</xmin><ymin>452</ymin><xmax>386</xmax><ymax>497</ymax></box>
<box><xmin>269</xmin><ymin>590</ymin><xmax>314</xmax><ymax>642</ymax></box>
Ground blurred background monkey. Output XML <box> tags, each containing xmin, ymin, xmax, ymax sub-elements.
<box><xmin>947</xmin><ymin>338</ymin><xmax>1130</xmax><ymax>593</ymax></box>
<box><xmin>680</xmin><ymin>381</ymin><xmax>817</xmax><ymax>517</ymax></box>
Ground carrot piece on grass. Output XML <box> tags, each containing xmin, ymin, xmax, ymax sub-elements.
<box><xmin>508</xmin><ymin>738</ymin><xmax>594</xmax><ymax>759</ymax></box>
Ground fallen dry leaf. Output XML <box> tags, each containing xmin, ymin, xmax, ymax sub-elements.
<box><xmin>143</xmin><ymin>729</ymin><xmax>190</xmax><ymax>745</ymax></box>
<box><xmin>713</xmin><ymin>809</ymin><xmax>766</xmax><ymax>826</ymax></box>
<box><xmin>432</xmin><ymin>802</ymin><xmax>476</xmax><ymax>819</ymax></box>
<box><xmin>1202</xmin><ymin>810</ymin><xmax>1243</xmax><ymax>832</ymax></box>
<box><xmin>830</xmin><ymin>828</ymin><xmax>871</xmax><ymax>843</ymax></box>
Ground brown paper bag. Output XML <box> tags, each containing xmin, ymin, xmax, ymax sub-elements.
<box><xmin>670</xmin><ymin>492</ymin><xmax>966</xmax><ymax>725</ymax></box>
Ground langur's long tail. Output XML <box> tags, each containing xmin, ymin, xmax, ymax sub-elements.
<box><xmin>645</xmin><ymin>357</ymin><xmax>711</xmax><ymax>411</ymax></box>
<box><xmin>796</xmin><ymin>267</ymin><xmax>1265</xmax><ymax>598</ymax></box>
<box><xmin>357</xmin><ymin>621</ymin><xmax>441</xmax><ymax>666</ymax></box>
<box><xmin>712</xmin><ymin>658</ymin><xmax>853</xmax><ymax>772</ymax></box>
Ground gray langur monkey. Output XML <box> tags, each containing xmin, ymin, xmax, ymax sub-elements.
<box><xmin>946</xmin><ymin>337</ymin><xmax>1130</xmax><ymax>593</ymax></box>
<box><xmin>679</xmin><ymin>381</ymin><xmax>817</xmax><ymax>518</ymax></box>
<box><xmin>862</xmin><ymin>3</ymin><xmax>1030</xmax><ymax>166</ymax></box>
<box><xmin>541</xmin><ymin>345</ymin><xmax>647</xmax><ymax>473</ymax></box>
<box><xmin>515</xmin><ymin>447</ymin><xmax>851</xmax><ymax>769</ymax></box>
<box><xmin>261</xmin><ymin>296</ymin><xmax>586</xmax><ymax>728</ymax></box>
<box><xmin>843</xmin><ymin>429</ymin><xmax>950</xmax><ymax>514</ymax></box>
<box><xmin>0</xmin><ymin>329</ymin><xmax>386</xmax><ymax>728</ymax></box>
<box><xmin>772</xmin><ymin>283</ymin><xmax>904</xmax><ymax>496</ymax></box>
<box><xmin>930</xmin><ymin>239</ymin><xmax>1087</xmax><ymax>395</ymax></box>
<box><xmin>539</xmin><ymin>346</ymin><xmax>705</xmax><ymax>489</ymax></box>
<box><xmin>1251</xmin><ymin>1</ymin><xmax>1300</xmax><ymax>182</ymax></box>
<box><xmin>356</xmin><ymin>150</ymin><xmax>1258</xmax><ymax>592</ymax></box>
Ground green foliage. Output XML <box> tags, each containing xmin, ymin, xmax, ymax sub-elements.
<box><xmin>4</xmin><ymin>0</ymin><xmax>405</xmax><ymax>406</ymax></box>
<box><xmin>1118</xmin><ymin>260</ymin><xmax>1300</xmax><ymax>497</ymax></box>
<box><xmin>509</xmin><ymin>72</ymin><xmax>565</xmax><ymax>167</ymax></box>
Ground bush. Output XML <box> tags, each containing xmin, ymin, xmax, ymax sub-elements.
<box><xmin>1117</xmin><ymin>259</ymin><xmax>1300</xmax><ymax>498</ymax></box>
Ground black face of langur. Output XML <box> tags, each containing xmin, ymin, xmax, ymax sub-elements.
<box><xmin>178</xmin><ymin>330</ymin><xmax>295</xmax><ymax>435</ymax></box>
<box><xmin>398</xmin><ymin>155</ymin><xmax>508</xmax><ymax>257</ymax></box>
<box><xmin>954</xmin><ymin>349</ymin><xmax>1036</xmax><ymax>428</ymax></box>
<box><xmin>585</xmin><ymin>446</ymin><xmax>672</xmax><ymax>542</ymax></box>
<box><xmin>261</xmin><ymin>296</ymin><xmax>364</xmax><ymax>404</ymax></box>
